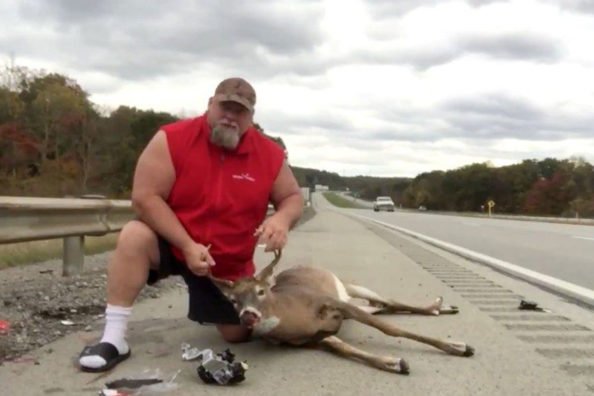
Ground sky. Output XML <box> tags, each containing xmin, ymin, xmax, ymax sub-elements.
<box><xmin>1</xmin><ymin>0</ymin><xmax>594</xmax><ymax>178</ymax></box>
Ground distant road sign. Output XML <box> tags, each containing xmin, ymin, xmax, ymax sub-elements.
<box><xmin>487</xmin><ymin>200</ymin><xmax>495</xmax><ymax>216</ymax></box>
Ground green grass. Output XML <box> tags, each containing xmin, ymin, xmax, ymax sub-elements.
<box><xmin>323</xmin><ymin>192</ymin><xmax>367</xmax><ymax>209</ymax></box>
<box><xmin>0</xmin><ymin>233</ymin><xmax>119</xmax><ymax>270</ymax></box>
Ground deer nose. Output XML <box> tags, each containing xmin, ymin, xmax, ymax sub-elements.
<box><xmin>239</xmin><ymin>308</ymin><xmax>261</xmax><ymax>327</ymax></box>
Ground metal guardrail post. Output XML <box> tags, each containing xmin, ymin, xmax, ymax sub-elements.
<box><xmin>61</xmin><ymin>194</ymin><xmax>103</xmax><ymax>276</ymax></box>
<box><xmin>63</xmin><ymin>235</ymin><xmax>85</xmax><ymax>276</ymax></box>
<box><xmin>0</xmin><ymin>195</ymin><xmax>135</xmax><ymax>277</ymax></box>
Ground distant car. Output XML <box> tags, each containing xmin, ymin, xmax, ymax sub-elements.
<box><xmin>373</xmin><ymin>196</ymin><xmax>395</xmax><ymax>212</ymax></box>
<box><xmin>418</xmin><ymin>205</ymin><xmax>427</xmax><ymax>211</ymax></box>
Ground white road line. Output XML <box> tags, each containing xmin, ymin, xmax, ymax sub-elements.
<box><xmin>351</xmin><ymin>213</ymin><xmax>594</xmax><ymax>307</ymax></box>
<box><xmin>573</xmin><ymin>236</ymin><xmax>594</xmax><ymax>241</ymax></box>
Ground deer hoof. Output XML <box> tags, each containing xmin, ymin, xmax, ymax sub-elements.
<box><xmin>449</xmin><ymin>341</ymin><xmax>475</xmax><ymax>356</ymax></box>
<box><xmin>439</xmin><ymin>305</ymin><xmax>459</xmax><ymax>315</ymax></box>
<box><xmin>399</xmin><ymin>359</ymin><xmax>410</xmax><ymax>374</ymax></box>
<box><xmin>397</xmin><ymin>358</ymin><xmax>410</xmax><ymax>374</ymax></box>
<box><xmin>427</xmin><ymin>297</ymin><xmax>444</xmax><ymax>315</ymax></box>
<box><xmin>385</xmin><ymin>358</ymin><xmax>410</xmax><ymax>374</ymax></box>
<box><xmin>463</xmin><ymin>344</ymin><xmax>475</xmax><ymax>357</ymax></box>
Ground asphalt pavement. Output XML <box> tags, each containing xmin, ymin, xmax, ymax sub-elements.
<box><xmin>2</xmin><ymin>194</ymin><xmax>594</xmax><ymax>395</ymax></box>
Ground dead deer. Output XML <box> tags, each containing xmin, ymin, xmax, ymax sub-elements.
<box><xmin>210</xmin><ymin>250</ymin><xmax>475</xmax><ymax>374</ymax></box>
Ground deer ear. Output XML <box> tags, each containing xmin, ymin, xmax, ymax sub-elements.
<box><xmin>256</xmin><ymin>250</ymin><xmax>282</xmax><ymax>282</ymax></box>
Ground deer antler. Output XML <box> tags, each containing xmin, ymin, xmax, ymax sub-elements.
<box><xmin>201</xmin><ymin>243</ymin><xmax>235</xmax><ymax>289</ymax></box>
<box><xmin>209</xmin><ymin>274</ymin><xmax>235</xmax><ymax>289</ymax></box>
<box><xmin>256</xmin><ymin>249</ymin><xmax>282</xmax><ymax>281</ymax></box>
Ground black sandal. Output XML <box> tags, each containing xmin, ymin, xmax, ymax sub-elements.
<box><xmin>79</xmin><ymin>342</ymin><xmax>131</xmax><ymax>373</ymax></box>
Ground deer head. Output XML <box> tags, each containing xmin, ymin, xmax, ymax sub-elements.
<box><xmin>210</xmin><ymin>250</ymin><xmax>282</xmax><ymax>329</ymax></box>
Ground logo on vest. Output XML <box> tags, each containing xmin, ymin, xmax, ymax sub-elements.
<box><xmin>232</xmin><ymin>173</ymin><xmax>256</xmax><ymax>182</ymax></box>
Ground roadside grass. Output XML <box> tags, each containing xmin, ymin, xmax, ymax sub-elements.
<box><xmin>0</xmin><ymin>233</ymin><xmax>119</xmax><ymax>270</ymax></box>
<box><xmin>322</xmin><ymin>192</ymin><xmax>367</xmax><ymax>209</ymax></box>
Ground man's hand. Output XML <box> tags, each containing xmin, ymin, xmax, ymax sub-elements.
<box><xmin>181</xmin><ymin>242</ymin><xmax>215</xmax><ymax>276</ymax></box>
<box><xmin>254</xmin><ymin>213</ymin><xmax>290</xmax><ymax>252</ymax></box>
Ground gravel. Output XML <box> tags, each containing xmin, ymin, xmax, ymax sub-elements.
<box><xmin>0</xmin><ymin>252</ymin><xmax>182</xmax><ymax>364</ymax></box>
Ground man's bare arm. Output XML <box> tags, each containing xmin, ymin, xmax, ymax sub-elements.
<box><xmin>130</xmin><ymin>130</ymin><xmax>194</xmax><ymax>252</ymax></box>
<box><xmin>270</xmin><ymin>161</ymin><xmax>304</xmax><ymax>229</ymax></box>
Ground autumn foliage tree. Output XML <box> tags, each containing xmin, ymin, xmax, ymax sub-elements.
<box><xmin>1</xmin><ymin>65</ymin><xmax>593</xmax><ymax>218</ymax></box>
<box><xmin>0</xmin><ymin>66</ymin><xmax>177</xmax><ymax>196</ymax></box>
<box><xmin>401</xmin><ymin>157</ymin><xmax>594</xmax><ymax>217</ymax></box>
<box><xmin>523</xmin><ymin>171</ymin><xmax>572</xmax><ymax>215</ymax></box>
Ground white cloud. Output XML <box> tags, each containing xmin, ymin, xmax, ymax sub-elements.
<box><xmin>1</xmin><ymin>0</ymin><xmax>593</xmax><ymax>177</ymax></box>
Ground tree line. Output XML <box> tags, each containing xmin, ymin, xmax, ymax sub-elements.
<box><xmin>399</xmin><ymin>159</ymin><xmax>594</xmax><ymax>217</ymax></box>
<box><xmin>1</xmin><ymin>65</ymin><xmax>592</xmax><ymax>217</ymax></box>
<box><xmin>295</xmin><ymin>158</ymin><xmax>594</xmax><ymax>218</ymax></box>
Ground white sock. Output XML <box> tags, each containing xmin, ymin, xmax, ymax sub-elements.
<box><xmin>100</xmin><ymin>304</ymin><xmax>132</xmax><ymax>353</ymax></box>
<box><xmin>79</xmin><ymin>304</ymin><xmax>132</xmax><ymax>369</ymax></box>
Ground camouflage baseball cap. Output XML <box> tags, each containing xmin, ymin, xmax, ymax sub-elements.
<box><xmin>213</xmin><ymin>77</ymin><xmax>256</xmax><ymax>112</ymax></box>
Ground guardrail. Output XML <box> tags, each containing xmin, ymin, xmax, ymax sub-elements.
<box><xmin>0</xmin><ymin>196</ymin><xmax>135</xmax><ymax>276</ymax></box>
<box><xmin>0</xmin><ymin>196</ymin><xmax>282</xmax><ymax>276</ymax></box>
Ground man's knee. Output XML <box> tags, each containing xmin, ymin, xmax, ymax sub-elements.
<box><xmin>216</xmin><ymin>324</ymin><xmax>252</xmax><ymax>343</ymax></box>
<box><xmin>117</xmin><ymin>220</ymin><xmax>159</xmax><ymax>263</ymax></box>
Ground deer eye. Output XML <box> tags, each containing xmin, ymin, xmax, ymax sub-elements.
<box><xmin>257</xmin><ymin>289</ymin><xmax>265</xmax><ymax>296</ymax></box>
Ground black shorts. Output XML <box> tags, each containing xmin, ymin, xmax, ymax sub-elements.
<box><xmin>147</xmin><ymin>237</ymin><xmax>240</xmax><ymax>325</ymax></box>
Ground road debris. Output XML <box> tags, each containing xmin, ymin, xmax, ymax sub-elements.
<box><xmin>518</xmin><ymin>299</ymin><xmax>551</xmax><ymax>312</ymax></box>
<box><xmin>99</xmin><ymin>369</ymin><xmax>180</xmax><ymax>395</ymax></box>
<box><xmin>180</xmin><ymin>342</ymin><xmax>202</xmax><ymax>361</ymax></box>
<box><xmin>181</xmin><ymin>343</ymin><xmax>248</xmax><ymax>385</ymax></box>
<box><xmin>0</xmin><ymin>320</ymin><xmax>10</xmax><ymax>334</ymax></box>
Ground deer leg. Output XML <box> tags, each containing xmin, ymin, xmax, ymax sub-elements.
<box><xmin>356</xmin><ymin>305</ymin><xmax>386</xmax><ymax>315</ymax></box>
<box><xmin>345</xmin><ymin>284</ymin><xmax>458</xmax><ymax>315</ymax></box>
<box><xmin>318</xmin><ymin>335</ymin><xmax>410</xmax><ymax>374</ymax></box>
<box><xmin>335</xmin><ymin>301</ymin><xmax>475</xmax><ymax>357</ymax></box>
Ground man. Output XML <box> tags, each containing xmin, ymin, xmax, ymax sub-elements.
<box><xmin>79</xmin><ymin>77</ymin><xmax>304</xmax><ymax>372</ymax></box>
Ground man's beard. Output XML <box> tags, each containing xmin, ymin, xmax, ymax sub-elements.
<box><xmin>210</xmin><ymin>124</ymin><xmax>240</xmax><ymax>150</ymax></box>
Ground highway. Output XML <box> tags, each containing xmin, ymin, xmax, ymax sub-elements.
<box><xmin>341</xmin><ymin>207</ymin><xmax>594</xmax><ymax>292</ymax></box>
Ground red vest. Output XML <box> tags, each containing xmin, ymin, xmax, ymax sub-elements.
<box><xmin>161</xmin><ymin>115</ymin><xmax>285</xmax><ymax>280</ymax></box>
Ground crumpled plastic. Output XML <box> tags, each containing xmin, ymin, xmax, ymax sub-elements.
<box><xmin>180</xmin><ymin>342</ymin><xmax>202</xmax><ymax>361</ymax></box>
<box><xmin>180</xmin><ymin>343</ymin><xmax>248</xmax><ymax>385</ymax></box>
